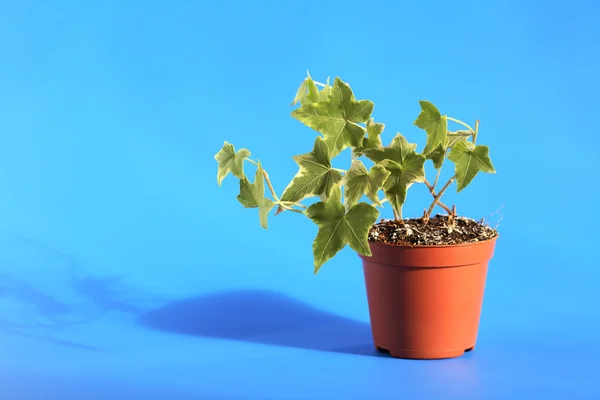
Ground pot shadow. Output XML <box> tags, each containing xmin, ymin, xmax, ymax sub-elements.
<box><xmin>139</xmin><ymin>289</ymin><xmax>383</xmax><ymax>357</ymax></box>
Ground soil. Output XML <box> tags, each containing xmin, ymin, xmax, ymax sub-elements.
<box><xmin>368</xmin><ymin>214</ymin><xmax>498</xmax><ymax>246</ymax></box>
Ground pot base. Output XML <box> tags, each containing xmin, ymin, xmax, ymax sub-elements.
<box><xmin>376</xmin><ymin>345</ymin><xmax>475</xmax><ymax>360</ymax></box>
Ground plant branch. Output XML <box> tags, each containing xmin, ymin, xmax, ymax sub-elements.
<box><xmin>246</xmin><ymin>158</ymin><xmax>300</xmax><ymax>212</ymax></box>
<box><xmin>423</xmin><ymin>180</ymin><xmax>453</xmax><ymax>214</ymax></box>
<box><xmin>262</xmin><ymin>170</ymin><xmax>279</xmax><ymax>201</ymax></box>
<box><xmin>276</xmin><ymin>200</ymin><xmax>307</xmax><ymax>209</ymax></box>
<box><xmin>246</xmin><ymin>158</ymin><xmax>280</xmax><ymax>200</ymax></box>
<box><xmin>274</xmin><ymin>205</ymin><xmax>305</xmax><ymax>215</ymax></box>
<box><xmin>447</xmin><ymin>117</ymin><xmax>475</xmax><ymax>133</ymax></box>
<box><xmin>432</xmin><ymin>168</ymin><xmax>442</xmax><ymax>191</ymax></box>
<box><xmin>393</xmin><ymin>208</ymin><xmax>403</xmax><ymax>222</ymax></box>
<box><xmin>426</xmin><ymin>176</ymin><xmax>455</xmax><ymax>216</ymax></box>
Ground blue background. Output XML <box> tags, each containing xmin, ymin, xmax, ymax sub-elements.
<box><xmin>1</xmin><ymin>0</ymin><xmax>599</xmax><ymax>398</ymax></box>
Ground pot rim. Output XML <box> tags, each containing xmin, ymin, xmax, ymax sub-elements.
<box><xmin>365</xmin><ymin>232</ymin><xmax>499</xmax><ymax>250</ymax></box>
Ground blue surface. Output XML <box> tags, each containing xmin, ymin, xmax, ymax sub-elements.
<box><xmin>1</xmin><ymin>0</ymin><xmax>599</xmax><ymax>398</ymax></box>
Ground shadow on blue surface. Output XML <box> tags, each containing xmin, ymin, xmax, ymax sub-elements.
<box><xmin>0</xmin><ymin>235</ymin><xmax>167</xmax><ymax>352</ymax></box>
<box><xmin>0</xmin><ymin>327</ymin><xmax>106</xmax><ymax>352</ymax></box>
<box><xmin>139</xmin><ymin>289</ymin><xmax>384</xmax><ymax>357</ymax></box>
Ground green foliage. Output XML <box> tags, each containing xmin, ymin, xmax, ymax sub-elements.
<box><xmin>280</xmin><ymin>136</ymin><xmax>343</xmax><ymax>204</ymax></box>
<box><xmin>214</xmin><ymin>141</ymin><xmax>250</xmax><ymax>186</ymax></box>
<box><xmin>447</xmin><ymin>130</ymin><xmax>472</xmax><ymax>147</ymax></box>
<box><xmin>291</xmin><ymin>73</ymin><xmax>328</xmax><ymax>106</ymax></box>
<box><xmin>291</xmin><ymin>77</ymin><xmax>373</xmax><ymax>158</ymax></box>
<box><xmin>236</xmin><ymin>161</ymin><xmax>276</xmax><ymax>229</ymax></box>
<box><xmin>414</xmin><ymin>100</ymin><xmax>448</xmax><ymax>162</ymax></box>
<box><xmin>425</xmin><ymin>144</ymin><xmax>445</xmax><ymax>169</ymax></box>
<box><xmin>306</xmin><ymin>186</ymin><xmax>379</xmax><ymax>273</ymax></box>
<box><xmin>448</xmin><ymin>141</ymin><xmax>496</xmax><ymax>192</ymax></box>
<box><xmin>343</xmin><ymin>160</ymin><xmax>390</xmax><ymax>208</ymax></box>
<box><xmin>215</xmin><ymin>72</ymin><xmax>497</xmax><ymax>272</ymax></box>
<box><xmin>354</xmin><ymin>118</ymin><xmax>385</xmax><ymax>156</ymax></box>
<box><xmin>362</xmin><ymin>134</ymin><xmax>426</xmax><ymax>217</ymax></box>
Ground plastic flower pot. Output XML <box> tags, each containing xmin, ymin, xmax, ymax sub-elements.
<box><xmin>358</xmin><ymin>235</ymin><xmax>498</xmax><ymax>359</ymax></box>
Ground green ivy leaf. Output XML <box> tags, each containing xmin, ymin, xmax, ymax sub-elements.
<box><xmin>380</xmin><ymin>154</ymin><xmax>426</xmax><ymax>216</ymax></box>
<box><xmin>448</xmin><ymin>141</ymin><xmax>496</xmax><ymax>192</ymax></box>
<box><xmin>343</xmin><ymin>160</ymin><xmax>391</xmax><ymax>208</ymax></box>
<box><xmin>291</xmin><ymin>77</ymin><xmax>373</xmax><ymax>158</ymax></box>
<box><xmin>363</xmin><ymin>118</ymin><xmax>385</xmax><ymax>149</ymax></box>
<box><xmin>291</xmin><ymin>74</ymin><xmax>320</xmax><ymax>106</ymax></box>
<box><xmin>236</xmin><ymin>161</ymin><xmax>276</xmax><ymax>229</ymax></box>
<box><xmin>426</xmin><ymin>144</ymin><xmax>446</xmax><ymax>169</ymax></box>
<box><xmin>424</xmin><ymin>130</ymin><xmax>472</xmax><ymax>169</ymax></box>
<box><xmin>307</xmin><ymin>186</ymin><xmax>379</xmax><ymax>273</ymax></box>
<box><xmin>280</xmin><ymin>136</ymin><xmax>343</xmax><ymax>203</ymax></box>
<box><xmin>414</xmin><ymin>101</ymin><xmax>448</xmax><ymax>156</ymax></box>
<box><xmin>318</xmin><ymin>77</ymin><xmax>331</xmax><ymax>101</ymax></box>
<box><xmin>362</xmin><ymin>133</ymin><xmax>417</xmax><ymax>165</ymax></box>
<box><xmin>447</xmin><ymin>130</ymin><xmax>472</xmax><ymax>148</ymax></box>
<box><xmin>363</xmin><ymin>133</ymin><xmax>426</xmax><ymax>216</ymax></box>
<box><xmin>214</xmin><ymin>141</ymin><xmax>251</xmax><ymax>186</ymax></box>
<box><xmin>354</xmin><ymin>118</ymin><xmax>385</xmax><ymax>156</ymax></box>
<box><xmin>366</xmin><ymin>165</ymin><xmax>391</xmax><ymax>205</ymax></box>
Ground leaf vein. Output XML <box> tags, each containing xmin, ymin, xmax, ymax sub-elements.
<box><xmin>318</xmin><ymin>219</ymin><xmax>345</xmax><ymax>266</ymax></box>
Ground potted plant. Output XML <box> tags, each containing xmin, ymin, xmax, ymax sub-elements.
<box><xmin>215</xmin><ymin>72</ymin><xmax>499</xmax><ymax>359</ymax></box>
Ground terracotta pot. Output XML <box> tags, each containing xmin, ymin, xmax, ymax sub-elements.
<box><xmin>358</xmin><ymin>236</ymin><xmax>498</xmax><ymax>359</ymax></box>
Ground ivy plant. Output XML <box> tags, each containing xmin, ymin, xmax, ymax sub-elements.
<box><xmin>215</xmin><ymin>72</ymin><xmax>496</xmax><ymax>273</ymax></box>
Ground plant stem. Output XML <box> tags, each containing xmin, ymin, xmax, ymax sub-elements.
<box><xmin>426</xmin><ymin>176</ymin><xmax>455</xmax><ymax>216</ymax></box>
<box><xmin>333</xmin><ymin>168</ymin><xmax>346</xmax><ymax>173</ymax></box>
<box><xmin>432</xmin><ymin>168</ymin><xmax>442</xmax><ymax>191</ymax></box>
<box><xmin>262</xmin><ymin>170</ymin><xmax>279</xmax><ymax>201</ymax></box>
<box><xmin>447</xmin><ymin>117</ymin><xmax>475</xmax><ymax>133</ymax></box>
<box><xmin>246</xmin><ymin>158</ymin><xmax>279</xmax><ymax>199</ymax></box>
<box><xmin>473</xmin><ymin>120</ymin><xmax>480</xmax><ymax>144</ymax></box>
<box><xmin>246</xmin><ymin>158</ymin><xmax>296</xmax><ymax>211</ymax></box>
<box><xmin>276</xmin><ymin>200</ymin><xmax>307</xmax><ymax>209</ymax></box>
<box><xmin>423</xmin><ymin>180</ymin><xmax>453</xmax><ymax>214</ymax></box>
